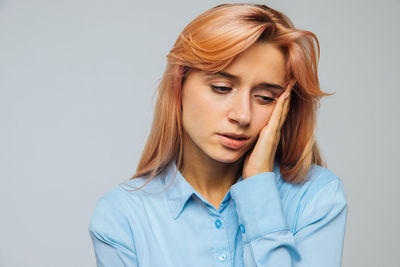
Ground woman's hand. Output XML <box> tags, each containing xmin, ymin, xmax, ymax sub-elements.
<box><xmin>242</xmin><ymin>82</ymin><xmax>294</xmax><ymax>179</ymax></box>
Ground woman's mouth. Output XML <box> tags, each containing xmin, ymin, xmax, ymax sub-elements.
<box><xmin>217</xmin><ymin>134</ymin><xmax>248</xmax><ymax>149</ymax></box>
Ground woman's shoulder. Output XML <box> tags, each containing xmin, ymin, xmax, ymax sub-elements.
<box><xmin>277</xmin><ymin>163</ymin><xmax>344</xmax><ymax>195</ymax></box>
<box><xmin>300</xmin><ymin>164</ymin><xmax>343</xmax><ymax>193</ymax></box>
<box><xmin>88</xmin><ymin>175</ymin><xmax>166</xmax><ymax>235</ymax></box>
<box><xmin>306</xmin><ymin>164</ymin><xmax>345</xmax><ymax>197</ymax></box>
<box><xmin>92</xmin><ymin>174</ymin><xmax>165</xmax><ymax>211</ymax></box>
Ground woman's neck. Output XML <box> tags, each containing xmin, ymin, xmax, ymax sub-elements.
<box><xmin>178</xmin><ymin>149</ymin><xmax>244</xmax><ymax>210</ymax></box>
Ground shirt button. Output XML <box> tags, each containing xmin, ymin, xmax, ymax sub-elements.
<box><xmin>215</xmin><ymin>219</ymin><xmax>222</xmax><ymax>229</ymax></box>
<box><xmin>239</xmin><ymin>224</ymin><xmax>245</xmax><ymax>233</ymax></box>
<box><xmin>218</xmin><ymin>253</ymin><xmax>227</xmax><ymax>261</ymax></box>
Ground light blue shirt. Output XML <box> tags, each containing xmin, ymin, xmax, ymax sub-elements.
<box><xmin>88</xmin><ymin>160</ymin><xmax>348</xmax><ymax>266</ymax></box>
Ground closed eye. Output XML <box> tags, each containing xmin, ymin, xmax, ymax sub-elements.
<box><xmin>257</xmin><ymin>96</ymin><xmax>276</xmax><ymax>103</ymax></box>
<box><xmin>210</xmin><ymin>85</ymin><xmax>231</xmax><ymax>93</ymax></box>
<box><xmin>211</xmin><ymin>85</ymin><xmax>276</xmax><ymax>105</ymax></box>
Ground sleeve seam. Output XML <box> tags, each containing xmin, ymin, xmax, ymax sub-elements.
<box><xmin>89</xmin><ymin>231</ymin><xmax>138</xmax><ymax>256</ymax></box>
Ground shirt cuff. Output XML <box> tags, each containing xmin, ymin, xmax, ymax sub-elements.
<box><xmin>230</xmin><ymin>172</ymin><xmax>288</xmax><ymax>243</ymax></box>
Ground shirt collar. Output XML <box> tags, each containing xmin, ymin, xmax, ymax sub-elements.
<box><xmin>164</xmin><ymin>159</ymin><xmax>281</xmax><ymax>220</ymax></box>
<box><xmin>164</xmin><ymin>161</ymin><xmax>196</xmax><ymax>220</ymax></box>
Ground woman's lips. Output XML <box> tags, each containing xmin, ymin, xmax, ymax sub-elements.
<box><xmin>217</xmin><ymin>134</ymin><xmax>248</xmax><ymax>149</ymax></box>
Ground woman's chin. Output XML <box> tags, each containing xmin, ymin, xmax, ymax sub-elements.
<box><xmin>211</xmin><ymin>149</ymin><xmax>246</xmax><ymax>164</ymax></box>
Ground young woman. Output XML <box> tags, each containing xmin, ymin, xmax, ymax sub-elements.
<box><xmin>88</xmin><ymin>3</ymin><xmax>348</xmax><ymax>266</ymax></box>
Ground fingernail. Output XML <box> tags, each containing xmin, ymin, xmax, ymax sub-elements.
<box><xmin>285</xmin><ymin>92</ymin><xmax>290</xmax><ymax>100</ymax></box>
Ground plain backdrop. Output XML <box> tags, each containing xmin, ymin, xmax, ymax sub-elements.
<box><xmin>1</xmin><ymin>0</ymin><xmax>399</xmax><ymax>266</ymax></box>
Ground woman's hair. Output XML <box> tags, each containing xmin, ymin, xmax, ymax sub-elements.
<box><xmin>127</xmin><ymin>3</ymin><xmax>333</xmax><ymax>188</ymax></box>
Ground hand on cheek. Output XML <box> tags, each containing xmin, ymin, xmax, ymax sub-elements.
<box><xmin>242</xmin><ymin>82</ymin><xmax>294</xmax><ymax>179</ymax></box>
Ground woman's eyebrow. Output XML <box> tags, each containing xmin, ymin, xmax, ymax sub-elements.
<box><xmin>204</xmin><ymin>71</ymin><xmax>285</xmax><ymax>91</ymax></box>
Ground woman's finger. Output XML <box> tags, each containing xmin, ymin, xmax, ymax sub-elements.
<box><xmin>278</xmin><ymin>81</ymin><xmax>295</xmax><ymax>129</ymax></box>
<box><xmin>261</xmin><ymin>85</ymin><xmax>290</xmax><ymax>140</ymax></box>
<box><xmin>279</xmin><ymin>90</ymin><xmax>291</xmax><ymax>130</ymax></box>
<box><xmin>273</xmin><ymin>90</ymin><xmax>289</xmax><ymax>145</ymax></box>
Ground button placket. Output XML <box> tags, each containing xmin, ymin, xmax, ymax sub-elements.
<box><xmin>209</xmin><ymin>214</ymin><xmax>230</xmax><ymax>265</ymax></box>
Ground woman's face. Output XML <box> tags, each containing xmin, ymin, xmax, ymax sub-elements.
<box><xmin>181</xmin><ymin>42</ymin><xmax>287</xmax><ymax>164</ymax></box>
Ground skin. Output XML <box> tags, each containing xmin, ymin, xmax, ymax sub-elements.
<box><xmin>179</xmin><ymin>42</ymin><xmax>293</xmax><ymax>210</ymax></box>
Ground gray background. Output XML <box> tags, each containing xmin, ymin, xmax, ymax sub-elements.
<box><xmin>0</xmin><ymin>0</ymin><xmax>399</xmax><ymax>266</ymax></box>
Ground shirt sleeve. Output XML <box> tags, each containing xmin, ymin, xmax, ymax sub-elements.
<box><xmin>230</xmin><ymin>172</ymin><xmax>348</xmax><ymax>267</ymax></box>
<box><xmin>88</xmin><ymin>193</ymin><xmax>139</xmax><ymax>267</ymax></box>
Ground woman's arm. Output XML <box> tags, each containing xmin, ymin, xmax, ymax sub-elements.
<box><xmin>230</xmin><ymin>172</ymin><xmax>348</xmax><ymax>267</ymax></box>
<box><xmin>88</xmin><ymin>192</ymin><xmax>139</xmax><ymax>267</ymax></box>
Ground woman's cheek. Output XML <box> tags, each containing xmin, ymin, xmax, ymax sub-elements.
<box><xmin>256</xmin><ymin>108</ymin><xmax>274</xmax><ymax>129</ymax></box>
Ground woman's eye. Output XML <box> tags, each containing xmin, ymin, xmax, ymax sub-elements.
<box><xmin>210</xmin><ymin>86</ymin><xmax>276</xmax><ymax>104</ymax></box>
<box><xmin>256</xmin><ymin>95</ymin><xmax>276</xmax><ymax>104</ymax></box>
<box><xmin>210</xmin><ymin>85</ymin><xmax>232</xmax><ymax>93</ymax></box>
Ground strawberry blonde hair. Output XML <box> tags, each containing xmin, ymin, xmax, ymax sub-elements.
<box><xmin>127</xmin><ymin>3</ymin><xmax>332</xmax><ymax>188</ymax></box>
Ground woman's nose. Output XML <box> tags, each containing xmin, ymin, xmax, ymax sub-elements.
<box><xmin>227</xmin><ymin>92</ymin><xmax>251</xmax><ymax>126</ymax></box>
